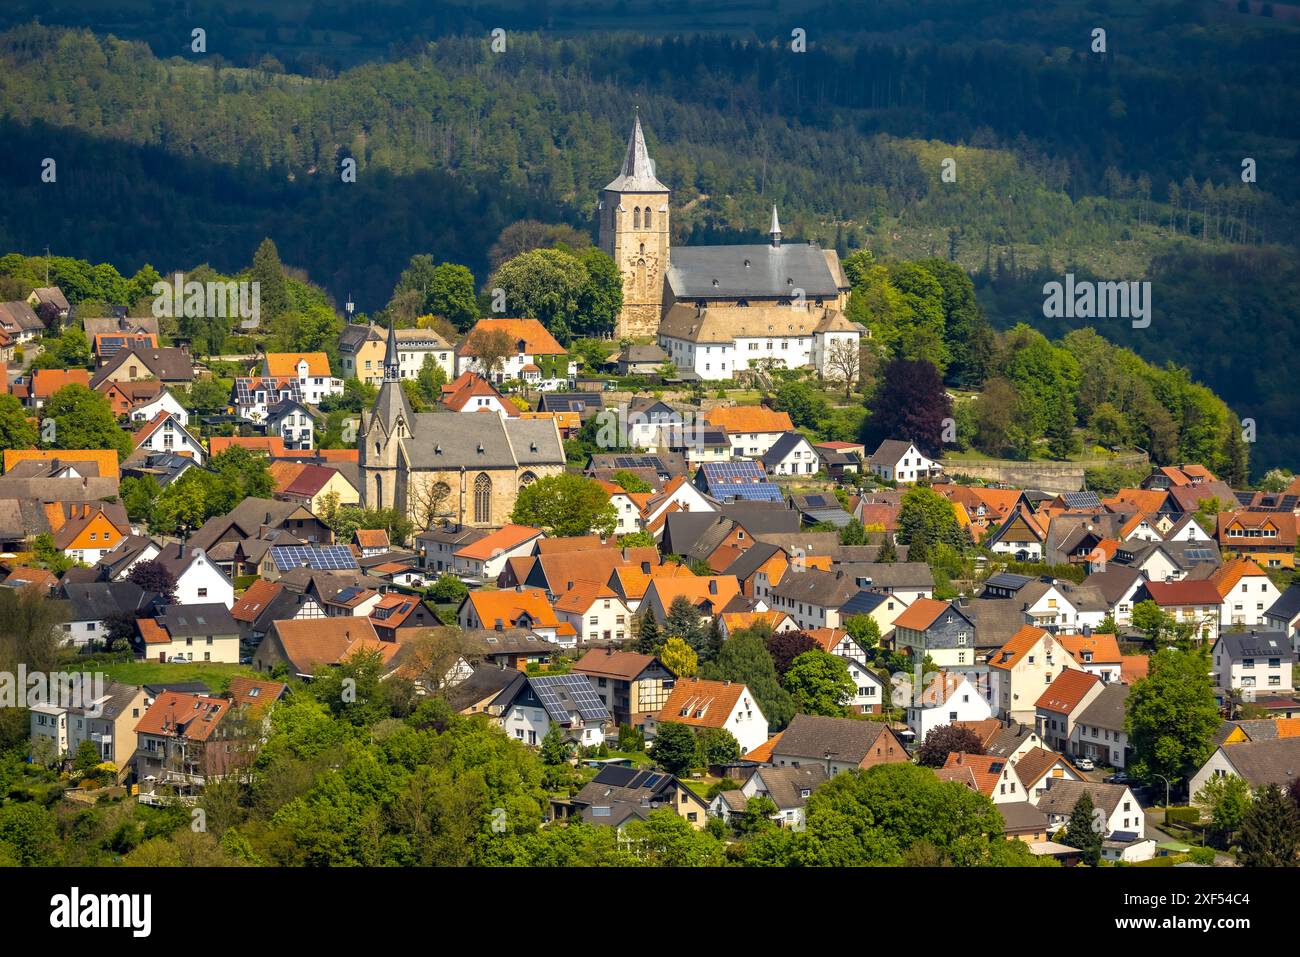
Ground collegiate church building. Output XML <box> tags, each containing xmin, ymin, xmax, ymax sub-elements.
<box><xmin>359</xmin><ymin>321</ymin><xmax>565</xmax><ymax>530</ymax></box>
<box><xmin>600</xmin><ymin>114</ymin><xmax>861</xmax><ymax>380</ymax></box>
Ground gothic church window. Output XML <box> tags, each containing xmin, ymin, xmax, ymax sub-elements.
<box><xmin>474</xmin><ymin>473</ymin><xmax>492</xmax><ymax>523</ymax></box>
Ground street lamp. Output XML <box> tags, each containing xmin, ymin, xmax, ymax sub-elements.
<box><xmin>1152</xmin><ymin>773</ymin><xmax>1173</xmax><ymax>827</ymax></box>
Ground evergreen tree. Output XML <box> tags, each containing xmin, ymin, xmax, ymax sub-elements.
<box><xmin>1240</xmin><ymin>784</ymin><xmax>1300</xmax><ymax>867</ymax></box>
<box><xmin>1063</xmin><ymin>791</ymin><xmax>1103</xmax><ymax>865</ymax></box>
<box><xmin>635</xmin><ymin>614</ymin><xmax>661</xmax><ymax>655</ymax></box>
<box><xmin>540</xmin><ymin>725</ymin><xmax>569</xmax><ymax>766</ymax></box>
<box><xmin>250</xmin><ymin>238</ymin><xmax>289</xmax><ymax>323</ymax></box>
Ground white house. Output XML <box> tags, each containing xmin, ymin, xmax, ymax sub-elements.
<box><xmin>641</xmin><ymin>475</ymin><xmax>717</xmax><ymax>536</ymax></box>
<box><xmin>906</xmin><ymin>672</ymin><xmax>993</xmax><ymax>741</ymax></box>
<box><xmin>266</xmin><ymin>399</ymin><xmax>318</xmax><ymax>451</ymax></box>
<box><xmin>455</xmin><ymin>318</ymin><xmax>574</xmax><ymax>386</ymax></box>
<box><xmin>262</xmin><ymin>353</ymin><xmax>342</xmax><ymax>406</ymax></box>
<box><xmin>868</xmin><ymin>439</ymin><xmax>941</xmax><ymax>484</ymax></box>
<box><xmin>703</xmin><ymin>406</ymin><xmax>797</xmax><ymax>459</ymax></box>
<box><xmin>1035</xmin><ymin>779</ymin><xmax>1145</xmax><ymax>840</ymax></box>
<box><xmin>646</xmin><ymin>677</ymin><xmax>769</xmax><ymax>756</ymax></box>
<box><xmin>554</xmin><ymin>583</ymin><xmax>632</xmax><ymax>645</ymax></box>
<box><xmin>154</xmin><ymin>544</ymin><xmax>236</xmax><ymax>609</ymax></box>
<box><xmin>1211</xmin><ymin>631</ymin><xmax>1294</xmax><ymax>695</ymax></box>
<box><xmin>758</xmin><ymin>431</ymin><xmax>821</xmax><ymax>476</ymax></box>
<box><xmin>656</xmin><ymin>304</ymin><xmax>861</xmax><ymax>382</ymax></box>
<box><xmin>1070</xmin><ymin>682</ymin><xmax>1131</xmax><ymax>769</ymax></box>
<box><xmin>128</xmin><ymin>389</ymin><xmax>188</xmax><ymax>427</ymax></box>
<box><xmin>498</xmin><ymin>673</ymin><xmax>610</xmax><ymax>748</ymax></box>
<box><xmin>132</xmin><ymin>411</ymin><xmax>205</xmax><ymax>465</ymax></box>
<box><xmin>844</xmin><ymin>656</ymin><xmax>886</xmax><ymax>715</ymax></box>
<box><xmin>138</xmin><ymin>603</ymin><xmax>241</xmax><ymax>664</ymax></box>
<box><xmin>1213</xmin><ymin>560</ymin><xmax>1283</xmax><ymax>628</ymax></box>
<box><xmin>452</xmin><ymin>524</ymin><xmax>545</xmax><ymax>581</ymax></box>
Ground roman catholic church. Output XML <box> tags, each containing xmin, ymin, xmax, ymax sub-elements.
<box><xmin>600</xmin><ymin>114</ymin><xmax>856</xmax><ymax>351</ymax></box>
<box><xmin>359</xmin><ymin>321</ymin><xmax>565</xmax><ymax>528</ymax></box>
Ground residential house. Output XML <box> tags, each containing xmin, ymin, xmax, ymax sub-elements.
<box><xmin>713</xmin><ymin>765</ymin><xmax>829</xmax><ymax>830</ymax></box>
<box><xmin>906</xmin><ymin>672</ymin><xmax>994</xmax><ymax>741</ymax></box>
<box><xmin>646</xmin><ymin>677</ymin><xmax>768</xmax><ymax>755</ymax></box>
<box><xmin>457</xmin><ymin>588</ymin><xmax>562</xmax><ymax>643</ymax></box>
<box><xmin>986</xmin><ymin>625</ymin><xmax>1084</xmax><ymax>724</ymax></box>
<box><xmin>12</xmin><ymin>368</ymin><xmax>90</xmax><ymax>410</ymax></box>
<box><xmin>57</xmin><ymin>581</ymin><xmax>158</xmax><ymax>647</ymax></box>
<box><xmin>441</xmin><ymin>371</ymin><xmax>518</xmax><ymax>417</ymax></box>
<box><xmin>49</xmin><ymin>502</ymin><xmax>130</xmax><ymax>564</ymax></box>
<box><xmin>892</xmin><ymin>598</ymin><xmax>979</xmax><ymax>668</ymax></box>
<box><xmin>28</xmin><ymin>681</ymin><xmax>146</xmax><ymax>781</ymax></box>
<box><xmin>89</xmin><ymin>346</ymin><xmax>194</xmax><ymax>391</ymax></box>
<box><xmin>261</xmin><ymin>352</ymin><xmax>342</xmax><ymax>406</ymax></box>
<box><xmin>867</xmin><ymin>439</ymin><xmax>941</xmax><ymax>484</ymax></box>
<box><xmin>131</xmin><ymin>411</ymin><xmax>204</xmax><ymax>464</ymax></box>
<box><xmin>1189</xmin><ymin>737</ymin><xmax>1300</xmax><ymax>801</ymax></box>
<box><xmin>1211</xmin><ymin>631</ymin><xmax>1294</xmax><ymax>696</ymax></box>
<box><xmin>266</xmin><ymin>399</ymin><xmax>320</xmax><ymax>451</ymax></box>
<box><xmin>767</xmin><ymin>713</ymin><xmax>909</xmax><ymax>775</ymax></box>
<box><xmin>572</xmin><ymin>648</ymin><xmax>676</xmax><ymax>728</ymax></box>
<box><xmin>456</xmin><ymin>318</ymin><xmax>572</xmax><ymax>385</ymax></box>
<box><xmin>703</xmin><ymin>406</ymin><xmax>796</xmax><ymax>458</ymax></box>
<box><xmin>766</xmin><ymin>568</ymin><xmax>861</xmax><ymax>631</ymax></box>
<box><xmin>1056</xmin><ymin>630</ymin><xmax>1124</xmax><ymax>683</ymax></box>
<box><xmin>133</xmin><ymin>692</ymin><xmax>233</xmax><ymax>799</ymax></box>
<box><xmin>453</xmin><ymin>524</ymin><xmax>544</xmax><ymax>581</ymax></box>
<box><xmin>1035</xmin><ymin>779</ymin><xmax>1146</xmax><ymax>841</ymax></box>
<box><xmin>496</xmin><ymin>673</ymin><xmax>611</xmax><ymax>748</ymax></box>
<box><xmin>152</xmin><ymin>543</ymin><xmax>236</xmax><ymax>608</ymax></box>
<box><xmin>568</xmin><ymin>764</ymin><xmax>709</xmax><ymax>828</ymax></box>
<box><xmin>554</xmin><ymin>582</ymin><xmax>632</xmax><ymax>646</ymax></box>
<box><xmin>136</xmin><ymin>604</ymin><xmax>240</xmax><ymax>664</ymax></box>
<box><xmin>1209</xmin><ymin>558</ymin><xmax>1283</xmax><ymax>628</ymax></box>
<box><xmin>1071</xmin><ymin>682</ymin><xmax>1131</xmax><ymax>769</ymax></box>
<box><xmin>252</xmin><ymin>617</ymin><xmax>398</xmax><ymax>679</ymax></box>
<box><xmin>1035</xmin><ymin>669</ymin><xmax>1104</xmax><ymax>754</ymax></box>
<box><xmin>757</xmin><ymin>431</ymin><xmax>821</xmax><ymax>476</ymax></box>
<box><xmin>1131</xmin><ymin>579</ymin><xmax>1222</xmax><ymax>643</ymax></box>
<box><xmin>640</xmin><ymin>575</ymin><xmax>741</xmax><ymax>626</ymax></box>
<box><xmin>1216</xmin><ymin>510</ymin><xmax>1296</xmax><ymax>569</ymax></box>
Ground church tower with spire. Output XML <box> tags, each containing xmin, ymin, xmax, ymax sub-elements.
<box><xmin>359</xmin><ymin>315</ymin><xmax>411</xmax><ymax>511</ymax></box>
<box><xmin>600</xmin><ymin>111</ymin><xmax>671</xmax><ymax>339</ymax></box>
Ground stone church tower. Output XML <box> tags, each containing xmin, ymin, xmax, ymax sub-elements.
<box><xmin>358</xmin><ymin>316</ymin><xmax>409</xmax><ymax>512</ymax></box>
<box><xmin>600</xmin><ymin>112</ymin><xmax>670</xmax><ymax>339</ymax></box>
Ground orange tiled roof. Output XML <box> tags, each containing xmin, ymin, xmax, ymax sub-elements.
<box><xmin>354</xmin><ymin>529</ymin><xmax>391</xmax><ymax>549</ymax></box>
<box><xmin>554</xmin><ymin>580</ymin><xmax>620</xmax><ymax>614</ymax></box>
<box><xmin>30</xmin><ymin>368</ymin><xmax>91</xmax><ymax>398</ymax></box>
<box><xmin>134</xmin><ymin>691</ymin><xmax>229</xmax><ymax>741</ymax></box>
<box><xmin>704</xmin><ymin>406</ymin><xmax>795</xmax><ymax>434</ymax></box>
<box><xmin>209</xmin><ymin>436</ymin><xmax>286</xmax><ymax>457</ymax></box>
<box><xmin>466</xmin><ymin>588</ymin><xmax>560</xmax><ymax>628</ymax></box>
<box><xmin>230</xmin><ymin>579</ymin><xmax>283</xmax><ymax>622</ymax></box>
<box><xmin>987</xmin><ymin>625</ymin><xmax>1051</xmax><ymax>670</ymax></box>
<box><xmin>227</xmin><ymin>676</ymin><xmax>286</xmax><ymax>716</ymax></box>
<box><xmin>456</xmin><ymin>524</ymin><xmax>543</xmax><ymax>561</ymax></box>
<box><xmin>4</xmin><ymin>448</ymin><xmax>120</xmax><ymax>479</ymax></box>
<box><xmin>744</xmin><ymin>731</ymin><xmax>782</xmax><ymax>764</ymax></box>
<box><xmin>654</xmin><ymin>677</ymin><xmax>749</xmax><ymax>731</ymax></box>
<box><xmin>720</xmin><ymin>610</ymin><xmax>793</xmax><ymax>634</ymax></box>
<box><xmin>644</xmin><ymin>575</ymin><xmax>740</xmax><ymax>613</ymax></box>
<box><xmin>1056</xmin><ymin>631</ymin><xmax>1122</xmax><ymax>665</ymax></box>
<box><xmin>941</xmin><ymin>751</ymin><xmax>1007</xmax><ymax>797</ymax></box>
<box><xmin>892</xmin><ymin>597</ymin><xmax>951</xmax><ymax>632</ymax></box>
<box><xmin>1209</xmin><ymin>557</ymin><xmax>1270</xmax><ymax>598</ymax></box>
<box><xmin>1035</xmin><ymin>669</ymin><xmax>1100</xmax><ymax>714</ymax></box>
<box><xmin>1120</xmin><ymin>655</ymin><xmax>1149</xmax><ymax>684</ymax></box>
<box><xmin>461</xmin><ymin>318</ymin><xmax>565</xmax><ymax>357</ymax></box>
<box><xmin>264</xmin><ymin>352</ymin><xmax>332</xmax><ymax>377</ymax></box>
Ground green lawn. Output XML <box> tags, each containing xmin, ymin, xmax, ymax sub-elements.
<box><xmin>89</xmin><ymin>660</ymin><xmax>261</xmax><ymax>693</ymax></box>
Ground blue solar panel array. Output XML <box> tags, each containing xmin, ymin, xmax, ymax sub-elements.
<box><xmin>700</xmin><ymin>461</ymin><xmax>766</xmax><ymax>487</ymax></box>
<box><xmin>270</xmin><ymin>545</ymin><xmax>359</xmax><ymax>572</ymax></box>
<box><xmin>725</xmin><ymin>483</ymin><xmax>784</xmax><ymax>502</ymax></box>
<box><xmin>530</xmin><ymin>674</ymin><xmax>609</xmax><ymax>722</ymax></box>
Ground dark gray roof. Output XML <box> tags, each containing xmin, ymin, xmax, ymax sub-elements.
<box><xmin>445</xmin><ymin>665</ymin><xmax>526</xmax><ymax>711</ymax></box>
<box><xmin>1077</xmin><ymin>683</ymin><xmax>1129</xmax><ymax>732</ymax></box>
<box><xmin>1265</xmin><ymin>585</ymin><xmax>1300</xmax><ymax>624</ymax></box>
<box><xmin>1220</xmin><ymin>737</ymin><xmax>1300</xmax><ymax>788</ymax></box>
<box><xmin>604</xmin><ymin>114</ymin><xmax>669</xmax><ymax>193</ymax></box>
<box><xmin>1214</xmin><ymin>630</ymin><xmax>1293</xmax><ymax>661</ymax></box>
<box><xmin>622</xmin><ymin>344</ymin><xmax>669</xmax><ymax>364</ymax></box>
<box><xmin>1083</xmin><ymin>566</ymin><xmax>1146</xmax><ymax>604</ymax></box>
<box><xmin>748</xmin><ymin>764</ymin><xmax>828</xmax><ymax>809</ymax></box>
<box><xmin>154</xmin><ymin>603</ymin><xmax>238</xmax><ymax>637</ymax></box>
<box><xmin>868</xmin><ymin>439</ymin><xmax>918</xmax><ymax>466</ymax></box>
<box><xmin>959</xmin><ymin>597</ymin><xmax>1030</xmax><ymax>649</ymax></box>
<box><xmin>666</xmin><ymin>243</ymin><xmax>843</xmax><ymax>300</ymax></box>
<box><xmin>89</xmin><ymin>346</ymin><xmax>194</xmax><ymax>388</ymax></box>
<box><xmin>997</xmin><ymin>801</ymin><xmax>1050</xmax><ymax>833</ymax></box>
<box><xmin>788</xmin><ymin>493</ymin><xmax>852</xmax><ymax>527</ymax></box>
<box><xmin>59</xmin><ymin>581</ymin><xmax>156</xmax><ymax>622</ymax></box>
<box><xmin>983</xmin><ymin>572</ymin><xmax>1035</xmax><ymax>593</ymax></box>
<box><xmin>986</xmin><ymin>722</ymin><xmax>1039</xmax><ymax>758</ymax></box>
<box><xmin>397</xmin><ymin>412</ymin><xmax>562</xmax><ymax>469</ymax></box>
<box><xmin>1036</xmin><ymin>779</ymin><xmax>1134</xmax><ymax>819</ymax></box>
<box><xmin>771</xmin><ymin>713</ymin><xmax>893</xmax><ymax>765</ymax></box>
<box><xmin>720</xmin><ymin>542</ymin><xmax>782</xmax><ymax>582</ymax></box>
<box><xmin>758</xmin><ymin>431</ymin><xmax>815</xmax><ymax>467</ymax></box>
<box><xmin>835</xmin><ymin>562</ymin><xmax>933</xmax><ymax>591</ymax></box>
<box><xmin>769</xmin><ymin>568</ymin><xmax>861</xmax><ymax>608</ymax></box>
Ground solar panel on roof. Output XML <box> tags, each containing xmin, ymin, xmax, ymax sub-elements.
<box><xmin>726</xmin><ymin>483</ymin><xmax>784</xmax><ymax>503</ymax></box>
<box><xmin>270</xmin><ymin>545</ymin><xmax>359</xmax><ymax>572</ymax></box>
<box><xmin>531</xmin><ymin>674</ymin><xmax>608</xmax><ymax>721</ymax></box>
<box><xmin>1064</xmin><ymin>491</ymin><xmax>1102</xmax><ymax>509</ymax></box>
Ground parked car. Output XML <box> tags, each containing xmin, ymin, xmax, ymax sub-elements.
<box><xmin>1074</xmin><ymin>756</ymin><xmax>1095</xmax><ymax>771</ymax></box>
<box><xmin>1105</xmin><ymin>771</ymin><xmax>1132</xmax><ymax>785</ymax></box>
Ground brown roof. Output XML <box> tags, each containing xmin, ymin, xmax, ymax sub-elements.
<box><xmin>226</xmin><ymin>677</ymin><xmax>287</xmax><ymax>716</ymax></box>
<box><xmin>134</xmin><ymin>691</ymin><xmax>229</xmax><ymax>742</ymax></box>
<box><xmin>1035</xmin><ymin>670</ymin><xmax>1101</xmax><ymax>715</ymax></box>
<box><xmin>572</xmin><ymin>648</ymin><xmax>661</xmax><ymax>681</ymax></box>
<box><xmin>354</xmin><ymin>529</ymin><xmax>390</xmax><ymax>549</ymax></box>
<box><xmin>1142</xmin><ymin>579</ymin><xmax>1223</xmax><ymax>606</ymax></box>
<box><xmin>267</xmin><ymin>617</ymin><xmax>395</xmax><ymax>675</ymax></box>
<box><xmin>987</xmin><ymin>625</ymin><xmax>1051</xmax><ymax>670</ymax></box>
<box><xmin>654</xmin><ymin>677</ymin><xmax>751</xmax><ymax>731</ymax></box>
<box><xmin>1013</xmin><ymin>746</ymin><xmax>1078</xmax><ymax>789</ymax></box>
<box><xmin>892</xmin><ymin>597</ymin><xmax>952</xmax><ymax>632</ymax></box>
<box><xmin>230</xmin><ymin>579</ymin><xmax>283</xmax><ymax>623</ymax></box>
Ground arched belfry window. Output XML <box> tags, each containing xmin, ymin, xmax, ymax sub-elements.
<box><xmin>474</xmin><ymin>473</ymin><xmax>492</xmax><ymax>524</ymax></box>
<box><xmin>633</xmin><ymin>207</ymin><xmax>641</xmax><ymax>228</ymax></box>
<box><xmin>644</xmin><ymin>208</ymin><xmax>652</xmax><ymax>228</ymax></box>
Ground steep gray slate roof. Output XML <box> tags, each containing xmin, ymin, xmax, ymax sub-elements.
<box><xmin>1214</xmin><ymin>630</ymin><xmax>1293</xmax><ymax>661</ymax></box>
<box><xmin>1076</xmin><ymin>683</ymin><xmax>1129</xmax><ymax>732</ymax></box>
<box><xmin>504</xmin><ymin>418</ymin><xmax>565</xmax><ymax>466</ymax></box>
<box><xmin>667</xmin><ymin>243</ymin><xmax>843</xmax><ymax>300</ymax></box>
<box><xmin>604</xmin><ymin>114</ymin><xmax>669</xmax><ymax>193</ymax></box>
<box><xmin>749</xmin><ymin>764</ymin><xmax>828</xmax><ymax>809</ymax></box>
<box><xmin>770</xmin><ymin>568</ymin><xmax>861</xmax><ymax>608</ymax></box>
<box><xmin>155</xmin><ymin>603</ymin><xmax>238</xmax><ymax>637</ymax></box>
<box><xmin>1221</xmin><ymin>738</ymin><xmax>1300</xmax><ymax>788</ymax></box>
<box><xmin>402</xmin><ymin>413</ymin><xmax>517</xmax><ymax>469</ymax></box>
<box><xmin>835</xmin><ymin>562</ymin><xmax>934</xmax><ymax>591</ymax></box>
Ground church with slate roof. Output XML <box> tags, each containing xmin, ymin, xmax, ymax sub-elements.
<box><xmin>600</xmin><ymin>114</ymin><xmax>859</xmax><ymax>377</ymax></box>
<box><xmin>359</xmin><ymin>319</ymin><xmax>565</xmax><ymax>530</ymax></box>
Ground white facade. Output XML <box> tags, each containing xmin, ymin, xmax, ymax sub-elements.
<box><xmin>1220</xmin><ymin>574</ymin><xmax>1282</xmax><ymax>627</ymax></box>
<box><xmin>147</xmin><ymin>632</ymin><xmax>240</xmax><ymax>664</ymax></box>
<box><xmin>502</xmin><ymin>700</ymin><xmax>606</xmax><ymax>749</ymax></box>
<box><xmin>762</xmin><ymin>434</ymin><xmax>820</xmax><ymax>476</ymax></box>
<box><xmin>658</xmin><ymin>328</ymin><xmax>860</xmax><ymax>383</ymax></box>
<box><xmin>1071</xmin><ymin>719</ymin><xmax>1130</xmax><ymax>769</ymax></box>
<box><xmin>870</xmin><ymin>442</ymin><xmax>940</xmax><ymax>484</ymax></box>
<box><xmin>129</xmin><ymin>390</ymin><xmax>188</xmax><ymax>427</ymax></box>
<box><xmin>1212</xmin><ymin>637</ymin><xmax>1294</xmax><ymax>694</ymax></box>
<box><xmin>135</xmin><ymin>413</ymin><xmax>205</xmax><ymax>464</ymax></box>
<box><xmin>173</xmin><ymin>550</ymin><xmax>236</xmax><ymax>609</ymax></box>
<box><xmin>270</xmin><ymin>357</ymin><xmax>342</xmax><ymax>406</ymax></box>
<box><xmin>268</xmin><ymin>402</ymin><xmax>317</xmax><ymax>451</ymax></box>
<box><xmin>558</xmin><ymin>594</ymin><xmax>632</xmax><ymax>645</ymax></box>
<box><xmin>906</xmin><ymin>675</ymin><xmax>993</xmax><ymax>740</ymax></box>
<box><xmin>844</xmin><ymin>657</ymin><xmax>885</xmax><ymax>714</ymax></box>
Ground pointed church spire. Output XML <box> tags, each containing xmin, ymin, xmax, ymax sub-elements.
<box><xmin>604</xmin><ymin>111</ymin><xmax>669</xmax><ymax>193</ymax></box>
<box><xmin>384</xmin><ymin>314</ymin><xmax>400</xmax><ymax>383</ymax></box>
<box><xmin>769</xmin><ymin>205</ymin><xmax>782</xmax><ymax>247</ymax></box>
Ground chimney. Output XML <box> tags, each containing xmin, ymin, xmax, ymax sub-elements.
<box><xmin>1082</xmin><ymin>624</ymin><xmax>1091</xmax><ymax>637</ymax></box>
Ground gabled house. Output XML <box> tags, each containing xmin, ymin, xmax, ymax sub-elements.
<box><xmin>266</xmin><ymin>399</ymin><xmax>320</xmax><ymax>451</ymax></box>
<box><xmin>457</xmin><ymin>588</ymin><xmax>562</xmax><ymax>643</ymax></box>
<box><xmin>441</xmin><ymin>371</ymin><xmax>518</xmax><ymax>417</ymax></box>
<box><xmin>766</xmin><ymin>713</ymin><xmax>909</xmax><ymax>776</ymax></box>
<box><xmin>1071</xmin><ymin>682</ymin><xmax>1131</xmax><ymax>769</ymax></box>
<box><xmin>554</xmin><ymin>582</ymin><xmax>632</xmax><ymax>646</ymax></box>
<box><xmin>1208</xmin><ymin>558</ymin><xmax>1283</xmax><ymax>628</ymax></box>
<box><xmin>906</xmin><ymin>672</ymin><xmax>994</xmax><ymax>741</ymax></box>
<box><xmin>28</xmin><ymin>681</ymin><xmax>145</xmax><ymax>782</ymax></box>
<box><xmin>640</xmin><ymin>575</ymin><xmax>741</xmax><ymax>626</ymax></box>
<box><xmin>1216</xmin><ymin>511</ymin><xmax>1296</xmax><ymax>569</ymax></box>
<box><xmin>867</xmin><ymin>439</ymin><xmax>941</xmax><ymax>484</ymax></box>
<box><xmin>90</xmin><ymin>346</ymin><xmax>194</xmax><ymax>390</ymax></box>
<box><xmin>1189</xmin><ymin>737</ymin><xmax>1300</xmax><ymax>802</ymax></box>
<box><xmin>1211</xmin><ymin>631</ymin><xmax>1294</xmax><ymax>695</ymax></box>
<box><xmin>12</xmin><ymin>368</ymin><xmax>90</xmax><ymax>410</ymax></box>
<box><xmin>1263</xmin><ymin>585</ymin><xmax>1300</xmax><ymax>650</ymax></box>
<box><xmin>1035</xmin><ymin>779</ymin><xmax>1145</xmax><ymax>841</ymax></box>
<box><xmin>1056</xmin><ymin>630</ymin><xmax>1123</xmax><ymax>683</ymax></box>
<box><xmin>1082</xmin><ymin>565</ymin><xmax>1147</xmax><ymax>629</ymax></box>
<box><xmin>496</xmin><ymin>673</ymin><xmax>611</xmax><ymax>748</ymax></box>
<box><xmin>568</xmin><ymin>764</ymin><xmax>709</xmax><ymax>828</ymax></box>
<box><xmin>757</xmin><ymin>432</ymin><xmax>821</xmax><ymax>476</ymax></box>
<box><xmin>646</xmin><ymin>677</ymin><xmax>768</xmax><ymax>755</ymax></box>
<box><xmin>133</xmin><ymin>691</ymin><xmax>233</xmax><ymax>798</ymax></box>
<box><xmin>456</xmin><ymin>318</ymin><xmax>573</xmax><ymax>385</ymax></box>
<box><xmin>252</xmin><ymin>617</ymin><xmax>398</xmax><ymax>679</ymax></box>
<box><xmin>57</xmin><ymin>581</ymin><xmax>159</xmax><ymax>647</ymax></box>
<box><xmin>986</xmin><ymin>625</ymin><xmax>1084</xmax><ymax>724</ymax></box>
<box><xmin>49</xmin><ymin>502</ymin><xmax>131</xmax><ymax>564</ymax></box>
<box><xmin>1131</xmin><ymin>579</ymin><xmax>1222</xmax><ymax>643</ymax></box>
<box><xmin>713</xmin><ymin>764</ymin><xmax>829</xmax><ymax>829</ymax></box>
<box><xmin>136</xmin><ymin>603</ymin><xmax>240</xmax><ymax>663</ymax></box>
<box><xmin>766</xmin><ymin>567</ymin><xmax>861</xmax><ymax>631</ymax></box>
<box><xmin>983</xmin><ymin>506</ymin><xmax>1047</xmax><ymax>562</ymax></box>
<box><xmin>152</xmin><ymin>542</ymin><xmax>236</xmax><ymax>609</ymax></box>
<box><xmin>131</xmin><ymin>410</ymin><xmax>204</xmax><ymax>464</ymax></box>
<box><xmin>1035</xmin><ymin>669</ymin><xmax>1104</xmax><ymax>753</ymax></box>
<box><xmin>572</xmin><ymin>648</ymin><xmax>677</xmax><ymax>728</ymax></box>
<box><xmin>368</xmin><ymin>593</ymin><xmax>439</xmax><ymax>641</ymax></box>
<box><xmin>892</xmin><ymin>598</ymin><xmax>978</xmax><ymax>668</ymax></box>
<box><xmin>261</xmin><ymin>352</ymin><xmax>342</xmax><ymax>406</ymax></box>
<box><xmin>453</xmin><ymin>524</ymin><xmax>545</xmax><ymax>581</ymax></box>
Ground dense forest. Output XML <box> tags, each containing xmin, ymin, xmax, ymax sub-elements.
<box><xmin>0</xmin><ymin>4</ymin><xmax>1296</xmax><ymax>467</ymax></box>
